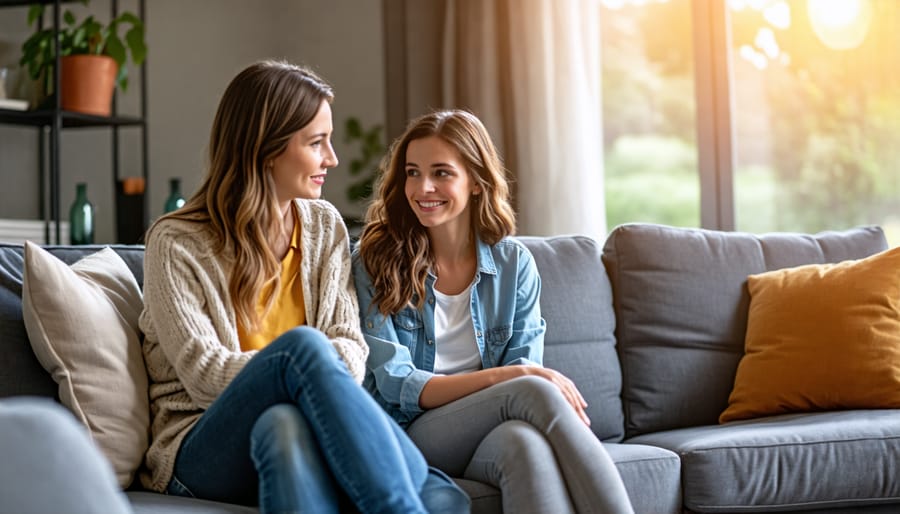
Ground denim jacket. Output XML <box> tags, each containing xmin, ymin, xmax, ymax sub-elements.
<box><xmin>351</xmin><ymin>237</ymin><xmax>546</xmax><ymax>427</ymax></box>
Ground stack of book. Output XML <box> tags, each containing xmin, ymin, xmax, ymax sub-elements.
<box><xmin>0</xmin><ymin>98</ymin><xmax>28</xmax><ymax>111</ymax></box>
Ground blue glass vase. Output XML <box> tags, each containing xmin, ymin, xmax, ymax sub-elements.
<box><xmin>164</xmin><ymin>178</ymin><xmax>186</xmax><ymax>213</ymax></box>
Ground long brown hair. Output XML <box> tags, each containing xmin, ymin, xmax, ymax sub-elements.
<box><xmin>358</xmin><ymin>109</ymin><xmax>516</xmax><ymax>315</ymax></box>
<box><xmin>148</xmin><ymin>60</ymin><xmax>333</xmax><ymax>330</ymax></box>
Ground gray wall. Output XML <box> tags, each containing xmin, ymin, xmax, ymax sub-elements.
<box><xmin>0</xmin><ymin>0</ymin><xmax>385</xmax><ymax>243</ymax></box>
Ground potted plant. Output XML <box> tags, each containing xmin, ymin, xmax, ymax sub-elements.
<box><xmin>344</xmin><ymin>117</ymin><xmax>385</xmax><ymax>204</ymax></box>
<box><xmin>343</xmin><ymin>116</ymin><xmax>385</xmax><ymax>232</ymax></box>
<box><xmin>19</xmin><ymin>0</ymin><xmax>147</xmax><ymax>116</ymax></box>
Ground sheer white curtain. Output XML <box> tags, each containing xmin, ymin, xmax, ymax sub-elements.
<box><xmin>442</xmin><ymin>0</ymin><xmax>606</xmax><ymax>239</ymax></box>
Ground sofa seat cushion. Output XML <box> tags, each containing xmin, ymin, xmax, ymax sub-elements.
<box><xmin>628</xmin><ymin>410</ymin><xmax>900</xmax><ymax>513</ymax></box>
<box><xmin>454</xmin><ymin>478</ymin><xmax>502</xmax><ymax>514</ymax></box>
<box><xmin>606</xmin><ymin>442</ymin><xmax>682</xmax><ymax>514</ymax></box>
<box><xmin>127</xmin><ymin>491</ymin><xmax>257</xmax><ymax>513</ymax></box>
<box><xmin>455</xmin><ymin>442</ymin><xmax>682</xmax><ymax>514</ymax></box>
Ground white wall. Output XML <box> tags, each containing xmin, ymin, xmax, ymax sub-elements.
<box><xmin>0</xmin><ymin>0</ymin><xmax>385</xmax><ymax>243</ymax></box>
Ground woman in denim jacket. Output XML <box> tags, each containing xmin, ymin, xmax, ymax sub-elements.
<box><xmin>353</xmin><ymin>109</ymin><xmax>634</xmax><ymax>514</ymax></box>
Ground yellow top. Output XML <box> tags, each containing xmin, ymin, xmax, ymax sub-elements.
<box><xmin>237</xmin><ymin>210</ymin><xmax>306</xmax><ymax>351</ymax></box>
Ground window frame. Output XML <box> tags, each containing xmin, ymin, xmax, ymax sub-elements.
<box><xmin>693</xmin><ymin>1</ymin><xmax>736</xmax><ymax>231</ymax></box>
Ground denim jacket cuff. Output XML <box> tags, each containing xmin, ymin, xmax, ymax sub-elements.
<box><xmin>399</xmin><ymin>369</ymin><xmax>433</xmax><ymax>414</ymax></box>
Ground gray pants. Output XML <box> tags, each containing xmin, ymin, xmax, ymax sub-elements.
<box><xmin>407</xmin><ymin>376</ymin><xmax>634</xmax><ymax>514</ymax></box>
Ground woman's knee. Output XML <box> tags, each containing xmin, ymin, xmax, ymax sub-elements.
<box><xmin>253</xmin><ymin>404</ymin><xmax>304</xmax><ymax>436</ymax></box>
<box><xmin>465</xmin><ymin>421</ymin><xmax>559</xmax><ymax>490</ymax></box>
<box><xmin>504</xmin><ymin>375</ymin><xmax>569</xmax><ymax>411</ymax></box>
<box><xmin>482</xmin><ymin>420</ymin><xmax>554</xmax><ymax>464</ymax></box>
<box><xmin>267</xmin><ymin>327</ymin><xmax>338</xmax><ymax>365</ymax></box>
<box><xmin>251</xmin><ymin>404</ymin><xmax>314</xmax><ymax>456</ymax></box>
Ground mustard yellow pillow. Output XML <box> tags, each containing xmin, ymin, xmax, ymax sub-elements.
<box><xmin>720</xmin><ymin>246</ymin><xmax>900</xmax><ymax>423</ymax></box>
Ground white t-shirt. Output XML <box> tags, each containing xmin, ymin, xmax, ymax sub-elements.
<box><xmin>433</xmin><ymin>283</ymin><xmax>482</xmax><ymax>375</ymax></box>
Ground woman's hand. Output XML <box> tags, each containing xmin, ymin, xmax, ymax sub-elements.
<box><xmin>420</xmin><ymin>365</ymin><xmax>591</xmax><ymax>426</ymax></box>
<box><xmin>520</xmin><ymin>366</ymin><xmax>591</xmax><ymax>426</ymax></box>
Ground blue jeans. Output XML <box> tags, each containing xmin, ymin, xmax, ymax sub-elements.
<box><xmin>165</xmin><ymin>326</ymin><xmax>469</xmax><ymax>514</ymax></box>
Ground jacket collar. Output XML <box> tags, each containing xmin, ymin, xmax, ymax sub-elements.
<box><xmin>475</xmin><ymin>238</ymin><xmax>497</xmax><ymax>276</ymax></box>
<box><xmin>425</xmin><ymin>237</ymin><xmax>497</xmax><ymax>284</ymax></box>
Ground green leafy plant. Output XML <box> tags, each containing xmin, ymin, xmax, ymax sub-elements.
<box><xmin>344</xmin><ymin>117</ymin><xmax>385</xmax><ymax>204</ymax></box>
<box><xmin>19</xmin><ymin>0</ymin><xmax>147</xmax><ymax>97</ymax></box>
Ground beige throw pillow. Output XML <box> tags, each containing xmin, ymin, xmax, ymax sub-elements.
<box><xmin>22</xmin><ymin>242</ymin><xmax>149</xmax><ymax>488</ymax></box>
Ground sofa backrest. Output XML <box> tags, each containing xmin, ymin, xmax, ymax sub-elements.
<box><xmin>602</xmin><ymin>223</ymin><xmax>888</xmax><ymax>439</ymax></box>
<box><xmin>0</xmin><ymin>244</ymin><xmax>145</xmax><ymax>399</ymax></box>
<box><xmin>1</xmin><ymin>237</ymin><xmax>627</xmax><ymax>441</ymax></box>
<box><xmin>518</xmin><ymin>236</ymin><xmax>624</xmax><ymax>442</ymax></box>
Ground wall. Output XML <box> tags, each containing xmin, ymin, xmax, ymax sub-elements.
<box><xmin>0</xmin><ymin>0</ymin><xmax>385</xmax><ymax>243</ymax></box>
<box><xmin>0</xmin><ymin>3</ymin><xmax>42</xmax><ymax>224</ymax></box>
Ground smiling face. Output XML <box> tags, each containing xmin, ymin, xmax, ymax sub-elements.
<box><xmin>404</xmin><ymin>136</ymin><xmax>481</xmax><ymax>235</ymax></box>
<box><xmin>269</xmin><ymin>100</ymin><xmax>338</xmax><ymax>202</ymax></box>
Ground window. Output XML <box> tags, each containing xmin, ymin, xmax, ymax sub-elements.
<box><xmin>601</xmin><ymin>0</ymin><xmax>900</xmax><ymax>246</ymax></box>
<box><xmin>730</xmin><ymin>0</ymin><xmax>900</xmax><ymax>246</ymax></box>
<box><xmin>601</xmin><ymin>0</ymin><xmax>700</xmax><ymax>229</ymax></box>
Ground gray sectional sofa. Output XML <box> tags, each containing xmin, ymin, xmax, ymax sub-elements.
<box><xmin>1</xmin><ymin>222</ymin><xmax>899</xmax><ymax>513</ymax></box>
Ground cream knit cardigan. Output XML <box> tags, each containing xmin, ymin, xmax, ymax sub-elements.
<box><xmin>138</xmin><ymin>199</ymin><xmax>368</xmax><ymax>492</ymax></box>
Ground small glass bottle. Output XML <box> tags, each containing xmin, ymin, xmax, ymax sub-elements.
<box><xmin>164</xmin><ymin>178</ymin><xmax>186</xmax><ymax>213</ymax></box>
<box><xmin>69</xmin><ymin>182</ymin><xmax>94</xmax><ymax>245</ymax></box>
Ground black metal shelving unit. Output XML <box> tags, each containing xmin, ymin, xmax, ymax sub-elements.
<box><xmin>0</xmin><ymin>0</ymin><xmax>148</xmax><ymax>244</ymax></box>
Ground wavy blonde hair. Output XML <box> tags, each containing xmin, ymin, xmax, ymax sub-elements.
<box><xmin>147</xmin><ymin>60</ymin><xmax>333</xmax><ymax>330</ymax></box>
<box><xmin>358</xmin><ymin>109</ymin><xmax>516</xmax><ymax>315</ymax></box>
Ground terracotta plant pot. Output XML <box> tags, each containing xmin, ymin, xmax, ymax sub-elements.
<box><xmin>60</xmin><ymin>55</ymin><xmax>118</xmax><ymax>116</ymax></box>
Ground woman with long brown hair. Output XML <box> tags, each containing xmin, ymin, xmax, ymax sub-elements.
<box><xmin>140</xmin><ymin>61</ymin><xmax>468</xmax><ymax>514</ymax></box>
<box><xmin>354</xmin><ymin>109</ymin><xmax>634</xmax><ymax>514</ymax></box>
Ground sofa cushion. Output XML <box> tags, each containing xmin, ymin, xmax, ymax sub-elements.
<box><xmin>605</xmin><ymin>442</ymin><xmax>682</xmax><ymax>514</ymax></box>
<box><xmin>628</xmin><ymin>410</ymin><xmax>900</xmax><ymax>512</ymax></box>
<box><xmin>602</xmin><ymin>224</ymin><xmax>888</xmax><ymax>438</ymax></box>
<box><xmin>21</xmin><ymin>243</ymin><xmax>148</xmax><ymax>488</ymax></box>
<box><xmin>0</xmin><ymin>244</ymin><xmax>144</xmax><ymax>399</ymax></box>
<box><xmin>126</xmin><ymin>491</ymin><xmax>258</xmax><ymax>513</ymax></box>
<box><xmin>0</xmin><ymin>246</ymin><xmax>56</xmax><ymax>398</ymax></box>
<box><xmin>518</xmin><ymin>235</ymin><xmax>624</xmax><ymax>442</ymax></box>
<box><xmin>0</xmin><ymin>397</ymin><xmax>132</xmax><ymax>514</ymax></box>
<box><xmin>457</xmin><ymin>440</ymin><xmax>684</xmax><ymax>514</ymax></box>
<box><xmin>454</xmin><ymin>479</ymin><xmax>502</xmax><ymax>514</ymax></box>
<box><xmin>721</xmin><ymin>246</ymin><xmax>900</xmax><ymax>423</ymax></box>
